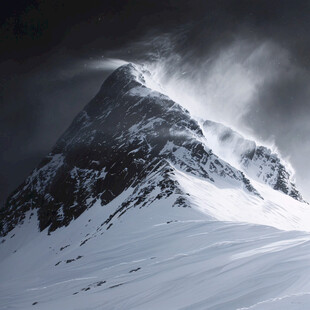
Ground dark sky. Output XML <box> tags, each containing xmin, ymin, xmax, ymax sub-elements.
<box><xmin>1</xmin><ymin>0</ymin><xmax>310</xmax><ymax>206</ymax></box>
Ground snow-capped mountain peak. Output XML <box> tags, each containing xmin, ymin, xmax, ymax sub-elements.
<box><xmin>0</xmin><ymin>63</ymin><xmax>307</xmax><ymax>237</ymax></box>
<box><xmin>1</xmin><ymin>63</ymin><xmax>310</xmax><ymax>310</ymax></box>
<box><xmin>1</xmin><ymin>64</ymin><xmax>262</xmax><ymax>236</ymax></box>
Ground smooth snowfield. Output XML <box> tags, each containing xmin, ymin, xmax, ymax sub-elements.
<box><xmin>1</xmin><ymin>187</ymin><xmax>310</xmax><ymax>310</ymax></box>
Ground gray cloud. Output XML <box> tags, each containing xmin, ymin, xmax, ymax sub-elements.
<box><xmin>0</xmin><ymin>53</ymin><xmax>115</xmax><ymax>205</ymax></box>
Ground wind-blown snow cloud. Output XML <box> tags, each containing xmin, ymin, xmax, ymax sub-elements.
<box><xmin>145</xmin><ymin>39</ymin><xmax>290</xmax><ymax>132</ymax></box>
<box><xmin>117</xmin><ymin>31</ymin><xmax>310</xmax><ymax>200</ymax></box>
<box><xmin>88</xmin><ymin>58</ymin><xmax>128</xmax><ymax>71</ymax></box>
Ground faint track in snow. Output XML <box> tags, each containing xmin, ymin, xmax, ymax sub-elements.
<box><xmin>26</xmin><ymin>277</ymin><xmax>97</xmax><ymax>291</ymax></box>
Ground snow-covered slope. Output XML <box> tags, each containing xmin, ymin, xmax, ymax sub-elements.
<box><xmin>202</xmin><ymin>120</ymin><xmax>304</xmax><ymax>201</ymax></box>
<box><xmin>2</xmin><ymin>194</ymin><xmax>310</xmax><ymax>310</ymax></box>
<box><xmin>1</xmin><ymin>63</ymin><xmax>310</xmax><ymax>310</ymax></box>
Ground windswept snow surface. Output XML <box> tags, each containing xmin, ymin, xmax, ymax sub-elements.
<box><xmin>1</xmin><ymin>182</ymin><xmax>310</xmax><ymax>310</ymax></box>
<box><xmin>174</xmin><ymin>168</ymin><xmax>310</xmax><ymax>232</ymax></box>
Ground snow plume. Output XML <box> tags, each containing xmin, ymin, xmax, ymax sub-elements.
<box><xmin>88</xmin><ymin>58</ymin><xmax>128</xmax><ymax>71</ymax></box>
<box><xmin>142</xmin><ymin>37</ymin><xmax>291</xmax><ymax>138</ymax></box>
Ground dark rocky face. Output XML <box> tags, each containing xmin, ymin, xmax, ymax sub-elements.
<box><xmin>0</xmin><ymin>64</ymin><xmax>304</xmax><ymax>236</ymax></box>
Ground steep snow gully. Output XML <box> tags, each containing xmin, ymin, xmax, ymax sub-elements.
<box><xmin>1</xmin><ymin>63</ymin><xmax>310</xmax><ymax>310</ymax></box>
